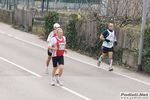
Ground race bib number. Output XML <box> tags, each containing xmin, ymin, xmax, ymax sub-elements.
<box><xmin>59</xmin><ymin>43</ymin><xmax>65</xmax><ymax>50</ymax></box>
<box><xmin>107</xmin><ymin>41</ymin><xmax>113</xmax><ymax>46</ymax></box>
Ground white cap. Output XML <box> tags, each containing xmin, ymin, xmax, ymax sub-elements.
<box><xmin>53</xmin><ymin>23</ymin><xmax>60</xmax><ymax>28</ymax></box>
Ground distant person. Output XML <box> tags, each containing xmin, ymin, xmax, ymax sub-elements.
<box><xmin>48</xmin><ymin>28</ymin><xmax>67</xmax><ymax>86</ymax></box>
<box><xmin>97</xmin><ymin>23</ymin><xmax>117</xmax><ymax>71</ymax></box>
<box><xmin>46</xmin><ymin>23</ymin><xmax>60</xmax><ymax>74</ymax></box>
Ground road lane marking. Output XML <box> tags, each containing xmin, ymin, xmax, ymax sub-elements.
<box><xmin>14</xmin><ymin>37</ymin><xmax>46</xmax><ymax>49</ymax></box>
<box><xmin>0</xmin><ymin>57</ymin><xmax>42</xmax><ymax>78</ymax></box>
<box><xmin>10</xmin><ymin>36</ymin><xmax>150</xmax><ymax>86</ymax></box>
<box><xmin>56</xmin><ymin>84</ymin><xmax>91</xmax><ymax>100</ymax></box>
<box><xmin>65</xmin><ymin>55</ymin><xmax>108</xmax><ymax>71</ymax></box>
<box><xmin>1</xmin><ymin>31</ymin><xmax>6</xmax><ymax>34</ymax></box>
<box><xmin>7</xmin><ymin>34</ymin><xmax>12</xmax><ymax>37</ymax></box>
<box><xmin>112</xmin><ymin>71</ymin><xmax>150</xmax><ymax>86</ymax></box>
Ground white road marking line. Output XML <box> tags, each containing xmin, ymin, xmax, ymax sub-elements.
<box><xmin>0</xmin><ymin>57</ymin><xmax>42</xmax><ymax>78</ymax></box>
<box><xmin>7</xmin><ymin>34</ymin><xmax>12</xmax><ymax>37</ymax></box>
<box><xmin>65</xmin><ymin>55</ymin><xmax>108</xmax><ymax>71</ymax></box>
<box><xmin>14</xmin><ymin>37</ymin><xmax>46</xmax><ymax>49</ymax></box>
<box><xmin>56</xmin><ymin>84</ymin><xmax>91</xmax><ymax>100</ymax></box>
<box><xmin>112</xmin><ymin>71</ymin><xmax>150</xmax><ymax>86</ymax></box>
<box><xmin>11</xmin><ymin>36</ymin><xmax>150</xmax><ymax>86</ymax></box>
<box><xmin>1</xmin><ymin>31</ymin><xmax>6</xmax><ymax>34</ymax></box>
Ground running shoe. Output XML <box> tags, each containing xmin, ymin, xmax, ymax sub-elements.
<box><xmin>46</xmin><ymin>67</ymin><xmax>49</xmax><ymax>74</ymax></box>
<box><xmin>56</xmin><ymin>78</ymin><xmax>63</xmax><ymax>86</ymax></box>
<box><xmin>51</xmin><ymin>79</ymin><xmax>55</xmax><ymax>86</ymax></box>
<box><xmin>109</xmin><ymin>67</ymin><xmax>113</xmax><ymax>71</ymax></box>
<box><xmin>97</xmin><ymin>60</ymin><xmax>101</xmax><ymax>67</ymax></box>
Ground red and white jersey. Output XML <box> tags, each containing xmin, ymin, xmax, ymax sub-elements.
<box><xmin>49</xmin><ymin>36</ymin><xmax>66</xmax><ymax>57</ymax></box>
<box><xmin>47</xmin><ymin>30</ymin><xmax>57</xmax><ymax>42</ymax></box>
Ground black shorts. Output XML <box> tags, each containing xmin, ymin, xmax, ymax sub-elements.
<box><xmin>102</xmin><ymin>46</ymin><xmax>114</xmax><ymax>53</ymax></box>
<box><xmin>47</xmin><ymin>49</ymin><xmax>52</xmax><ymax>56</ymax></box>
<box><xmin>52</xmin><ymin>56</ymin><xmax>64</xmax><ymax>67</ymax></box>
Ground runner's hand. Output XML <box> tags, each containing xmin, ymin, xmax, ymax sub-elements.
<box><xmin>104</xmin><ymin>38</ymin><xmax>110</xmax><ymax>42</ymax></box>
<box><xmin>114</xmin><ymin>40</ymin><xmax>117</xmax><ymax>46</ymax></box>
<box><xmin>53</xmin><ymin>47</ymin><xmax>58</xmax><ymax>51</ymax></box>
<box><xmin>65</xmin><ymin>49</ymin><xmax>67</xmax><ymax>54</ymax></box>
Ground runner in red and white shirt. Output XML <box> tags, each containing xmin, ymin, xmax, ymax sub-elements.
<box><xmin>46</xmin><ymin>23</ymin><xmax>60</xmax><ymax>74</ymax></box>
<box><xmin>48</xmin><ymin>28</ymin><xmax>67</xmax><ymax>86</ymax></box>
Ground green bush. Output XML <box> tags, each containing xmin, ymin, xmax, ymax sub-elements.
<box><xmin>143</xmin><ymin>27</ymin><xmax>150</xmax><ymax>71</ymax></box>
<box><xmin>65</xmin><ymin>15</ymin><xmax>78</xmax><ymax>49</ymax></box>
<box><xmin>43</xmin><ymin>11</ymin><xmax>59</xmax><ymax>40</ymax></box>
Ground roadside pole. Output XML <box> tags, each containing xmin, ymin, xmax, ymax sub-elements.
<box><xmin>138</xmin><ymin>0</ymin><xmax>148</xmax><ymax>71</ymax></box>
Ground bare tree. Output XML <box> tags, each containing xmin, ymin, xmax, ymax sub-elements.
<box><xmin>80</xmin><ymin>0</ymin><xmax>150</xmax><ymax>27</ymax></box>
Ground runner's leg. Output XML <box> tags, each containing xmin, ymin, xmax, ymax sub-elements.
<box><xmin>56</xmin><ymin>56</ymin><xmax>64</xmax><ymax>86</ymax></box>
<box><xmin>97</xmin><ymin>48</ymin><xmax>107</xmax><ymax>66</ymax></box>
<box><xmin>51</xmin><ymin>57</ymin><xmax>58</xmax><ymax>86</ymax></box>
<box><xmin>55</xmin><ymin>62</ymin><xmax>59</xmax><ymax>76</ymax></box>
<box><xmin>58</xmin><ymin>65</ymin><xmax>64</xmax><ymax>77</ymax></box>
<box><xmin>52</xmin><ymin>67</ymin><xmax>58</xmax><ymax>77</ymax></box>
<box><xmin>108</xmin><ymin>52</ymin><xmax>113</xmax><ymax>71</ymax></box>
<box><xmin>46</xmin><ymin>50</ymin><xmax>52</xmax><ymax>74</ymax></box>
<box><xmin>46</xmin><ymin>55</ymin><xmax>52</xmax><ymax>67</ymax></box>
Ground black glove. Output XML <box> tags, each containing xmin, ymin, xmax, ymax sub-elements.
<box><xmin>104</xmin><ymin>38</ymin><xmax>110</xmax><ymax>42</ymax></box>
<box><xmin>114</xmin><ymin>40</ymin><xmax>117</xmax><ymax>46</ymax></box>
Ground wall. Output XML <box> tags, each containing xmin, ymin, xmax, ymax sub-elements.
<box><xmin>114</xmin><ymin>27</ymin><xmax>125</xmax><ymax>50</ymax></box>
<box><xmin>75</xmin><ymin>19</ymin><xmax>97</xmax><ymax>46</ymax></box>
<box><xmin>15</xmin><ymin>5</ymin><xmax>33</xmax><ymax>28</ymax></box>
<box><xmin>0</xmin><ymin>8</ymin><xmax>14</xmax><ymax>24</ymax></box>
<box><xmin>122</xmin><ymin>49</ymin><xmax>138</xmax><ymax>69</ymax></box>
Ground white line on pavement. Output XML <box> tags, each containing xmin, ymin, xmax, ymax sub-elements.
<box><xmin>14</xmin><ymin>37</ymin><xmax>46</xmax><ymax>49</ymax></box>
<box><xmin>1</xmin><ymin>31</ymin><xmax>6</xmax><ymax>34</ymax></box>
<box><xmin>112</xmin><ymin>71</ymin><xmax>150</xmax><ymax>86</ymax></box>
<box><xmin>56</xmin><ymin>84</ymin><xmax>91</xmax><ymax>100</ymax></box>
<box><xmin>7</xmin><ymin>34</ymin><xmax>12</xmax><ymax>37</ymax></box>
<box><xmin>0</xmin><ymin>57</ymin><xmax>42</xmax><ymax>78</ymax></box>
<box><xmin>11</xmin><ymin>36</ymin><xmax>150</xmax><ymax>86</ymax></box>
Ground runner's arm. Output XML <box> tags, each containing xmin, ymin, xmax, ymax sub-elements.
<box><xmin>114</xmin><ymin>31</ymin><xmax>117</xmax><ymax>45</ymax></box>
<box><xmin>100</xmin><ymin>34</ymin><xmax>105</xmax><ymax>41</ymax></box>
<box><xmin>47</xmin><ymin>32</ymin><xmax>54</xmax><ymax>43</ymax></box>
<box><xmin>64</xmin><ymin>36</ymin><xmax>67</xmax><ymax>54</ymax></box>
<box><xmin>48</xmin><ymin>38</ymin><xmax>57</xmax><ymax>50</ymax></box>
<box><xmin>100</xmin><ymin>30</ymin><xmax>109</xmax><ymax>41</ymax></box>
<box><xmin>114</xmin><ymin>36</ymin><xmax>117</xmax><ymax>41</ymax></box>
<box><xmin>100</xmin><ymin>34</ymin><xmax>110</xmax><ymax>42</ymax></box>
<box><xmin>65</xmin><ymin>49</ymin><xmax>67</xmax><ymax>54</ymax></box>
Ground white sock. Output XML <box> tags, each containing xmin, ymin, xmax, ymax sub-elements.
<box><xmin>99</xmin><ymin>56</ymin><xmax>102</xmax><ymax>61</ymax></box>
<box><xmin>58</xmin><ymin>77</ymin><xmax>60</xmax><ymax>80</ymax></box>
<box><xmin>56</xmin><ymin>70</ymin><xmax>59</xmax><ymax>73</ymax></box>
<box><xmin>52</xmin><ymin>77</ymin><xmax>54</xmax><ymax>80</ymax></box>
<box><xmin>109</xmin><ymin>59</ymin><xmax>113</xmax><ymax>68</ymax></box>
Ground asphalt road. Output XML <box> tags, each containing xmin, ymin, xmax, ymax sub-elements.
<box><xmin>0</xmin><ymin>23</ymin><xmax>150</xmax><ymax>100</ymax></box>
